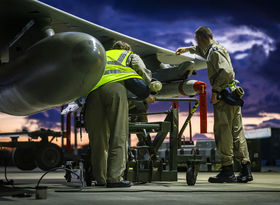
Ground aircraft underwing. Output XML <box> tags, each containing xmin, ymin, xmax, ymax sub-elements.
<box><xmin>0</xmin><ymin>0</ymin><xmax>207</xmax><ymax>116</ymax></box>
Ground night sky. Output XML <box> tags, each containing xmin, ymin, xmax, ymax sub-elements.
<box><xmin>25</xmin><ymin>0</ymin><xmax>280</xmax><ymax>131</ymax></box>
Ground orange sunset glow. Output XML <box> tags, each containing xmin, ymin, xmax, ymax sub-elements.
<box><xmin>1</xmin><ymin>110</ymin><xmax>279</xmax><ymax>149</ymax></box>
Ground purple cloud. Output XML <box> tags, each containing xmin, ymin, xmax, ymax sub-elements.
<box><xmin>257</xmin><ymin>119</ymin><xmax>280</xmax><ymax>128</ymax></box>
<box><xmin>26</xmin><ymin>108</ymin><xmax>62</xmax><ymax>130</ymax></box>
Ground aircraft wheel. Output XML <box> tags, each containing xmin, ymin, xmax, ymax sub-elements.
<box><xmin>186</xmin><ymin>166</ymin><xmax>197</xmax><ymax>186</ymax></box>
<box><xmin>13</xmin><ymin>147</ymin><xmax>37</xmax><ymax>170</ymax></box>
<box><xmin>37</xmin><ymin>143</ymin><xmax>63</xmax><ymax>171</ymax></box>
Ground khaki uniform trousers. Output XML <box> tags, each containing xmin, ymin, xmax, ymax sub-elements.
<box><xmin>213</xmin><ymin>100</ymin><xmax>250</xmax><ymax>166</ymax></box>
<box><xmin>84</xmin><ymin>82</ymin><xmax>128</xmax><ymax>184</ymax></box>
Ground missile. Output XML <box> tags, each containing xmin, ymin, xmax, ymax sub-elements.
<box><xmin>156</xmin><ymin>80</ymin><xmax>206</xmax><ymax>97</ymax></box>
<box><xmin>0</xmin><ymin>32</ymin><xmax>106</xmax><ymax>116</ymax></box>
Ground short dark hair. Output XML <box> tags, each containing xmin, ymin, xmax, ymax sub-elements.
<box><xmin>112</xmin><ymin>41</ymin><xmax>131</xmax><ymax>51</ymax></box>
<box><xmin>195</xmin><ymin>26</ymin><xmax>213</xmax><ymax>40</ymax></box>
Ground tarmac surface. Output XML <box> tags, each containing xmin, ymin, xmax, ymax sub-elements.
<box><xmin>1</xmin><ymin>167</ymin><xmax>280</xmax><ymax>205</ymax></box>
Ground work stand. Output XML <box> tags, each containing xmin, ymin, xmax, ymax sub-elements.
<box><xmin>70</xmin><ymin>97</ymin><xmax>202</xmax><ymax>186</ymax></box>
<box><xmin>124</xmin><ymin>97</ymin><xmax>202</xmax><ymax>185</ymax></box>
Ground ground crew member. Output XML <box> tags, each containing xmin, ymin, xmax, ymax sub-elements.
<box><xmin>176</xmin><ymin>26</ymin><xmax>253</xmax><ymax>183</ymax></box>
<box><xmin>84</xmin><ymin>41</ymin><xmax>159</xmax><ymax>188</ymax></box>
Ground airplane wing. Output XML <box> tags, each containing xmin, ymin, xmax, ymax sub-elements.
<box><xmin>0</xmin><ymin>0</ymin><xmax>207</xmax><ymax>116</ymax></box>
<box><xmin>0</xmin><ymin>0</ymin><xmax>206</xmax><ymax>71</ymax></box>
<box><xmin>38</xmin><ymin>0</ymin><xmax>206</xmax><ymax>69</ymax></box>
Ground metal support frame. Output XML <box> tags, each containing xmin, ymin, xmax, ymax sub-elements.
<box><xmin>74</xmin><ymin>112</ymin><xmax>78</xmax><ymax>155</ymax></box>
<box><xmin>0</xmin><ymin>46</ymin><xmax>9</xmax><ymax>63</ymax></box>
<box><xmin>9</xmin><ymin>20</ymin><xmax>35</xmax><ymax>48</ymax></box>
<box><xmin>125</xmin><ymin>97</ymin><xmax>202</xmax><ymax>183</ymax></box>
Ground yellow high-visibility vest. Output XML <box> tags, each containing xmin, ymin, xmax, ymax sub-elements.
<box><xmin>89</xmin><ymin>49</ymin><xmax>143</xmax><ymax>93</ymax></box>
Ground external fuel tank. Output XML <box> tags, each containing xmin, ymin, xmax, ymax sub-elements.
<box><xmin>0</xmin><ymin>32</ymin><xmax>106</xmax><ymax>115</ymax></box>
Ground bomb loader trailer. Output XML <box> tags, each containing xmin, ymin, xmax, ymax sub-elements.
<box><xmin>125</xmin><ymin>97</ymin><xmax>202</xmax><ymax>185</ymax></box>
<box><xmin>71</xmin><ymin>97</ymin><xmax>202</xmax><ymax>186</ymax></box>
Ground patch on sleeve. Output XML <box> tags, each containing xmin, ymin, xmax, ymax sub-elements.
<box><xmin>207</xmin><ymin>47</ymin><xmax>219</xmax><ymax>61</ymax></box>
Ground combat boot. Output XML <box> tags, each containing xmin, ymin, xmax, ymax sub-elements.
<box><xmin>237</xmin><ymin>163</ymin><xmax>253</xmax><ymax>183</ymax></box>
<box><xmin>208</xmin><ymin>165</ymin><xmax>237</xmax><ymax>183</ymax></box>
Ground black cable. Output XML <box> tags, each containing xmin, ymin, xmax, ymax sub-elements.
<box><xmin>3</xmin><ymin>162</ymin><xmax>84</xmax><ymax>192</ymax></box>
<box><xmin>3</xmin><ymin>151</ymin><xmax>14</xmax><ymax>187</ymax></box>
<box><xmin>36</xmin><ymin>167</ymin><xmax>84</xmax><ymax>191</ymax></box>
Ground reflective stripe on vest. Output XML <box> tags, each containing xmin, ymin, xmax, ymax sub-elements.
<box><xmin>104</xmin><ymin>70</ymin><xmax>138</xmax><ymax>75</ymax></box>
<box><xmin>107</xmin><ymin>50</ymin><xmax>129</xmax><ymax>66</ymax></box>
<box><xmin>89</xmin><ymin>50</ymin><xmax>143</xmax><ymax>93</ymax></box>
<box><xmin>228</xmin><ymin>81</ymin><xmax>236</xmax><ymax>92</ymax></box>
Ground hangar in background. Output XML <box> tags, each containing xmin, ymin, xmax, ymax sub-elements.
<box><xmin>245</xmin><ymin>127</ymin><xmax>280</xmax><ymax>167</ymax></box>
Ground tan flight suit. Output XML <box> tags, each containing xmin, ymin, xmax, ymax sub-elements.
<box><xmin>128</xmin><ymin>53</ymin><xmax>152</xmax><ymax>84</ymax></box>
<box><xmin>85</xmin><ymin>82</ymin><xmax>128</xmax><ymax>184</ymax></box>
<box><xmin>189</xmin><ymin>40</ymin><xmax>250</xmax><ymax>166</ymax></box>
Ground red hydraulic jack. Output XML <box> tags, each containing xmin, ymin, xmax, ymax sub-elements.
<box><xmin>65</xmin><ymin>113</ymin><xmax>71</xmax><ymax>152</ymax></box>
<box><xmin>174</xmin><ymin>80</ymin><xmax>208</xmax><ymax>139</ymax></box>
<box><xmin>193</xmin><ymin>81</ymin><xmax>207</xmax><ymax>133</ymax></box>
